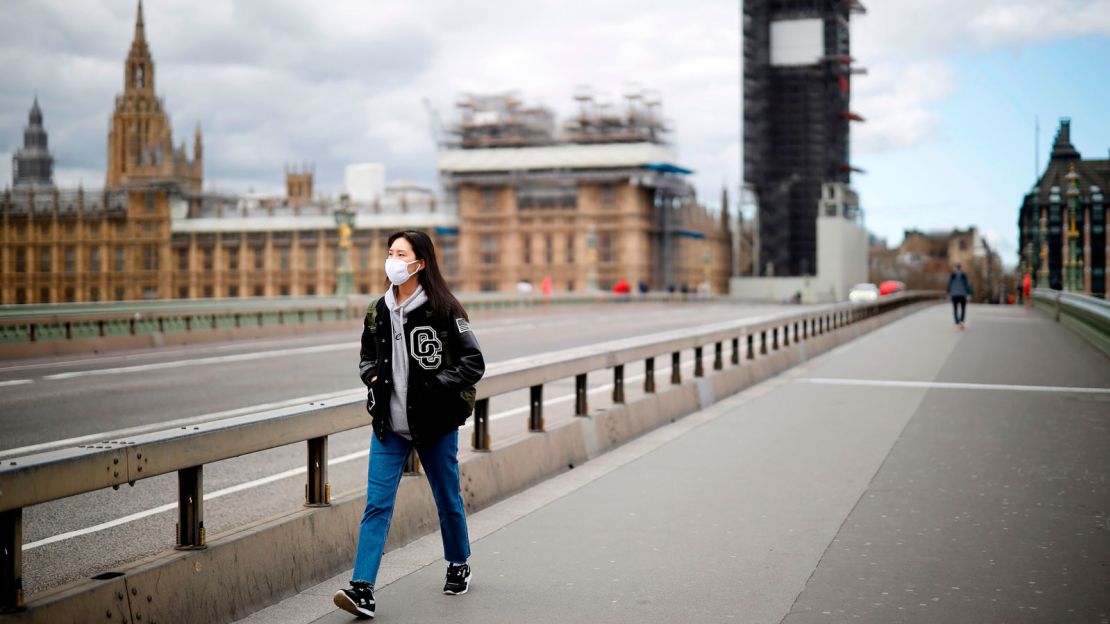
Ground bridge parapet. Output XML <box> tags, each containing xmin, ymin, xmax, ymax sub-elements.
<box><xmin>1032</xmin><ymin>288</ymin><xmax>1110</xmax><ymax>357</ymax></box>
<box><xmin>0</xmin><ymin>291</ymin><xmax>941</xmax><ymax>618</ymax></box>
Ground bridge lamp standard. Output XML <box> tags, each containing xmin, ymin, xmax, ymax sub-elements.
<box><xmin>334</xmin><ymin>193</ymin><xmax>356</xmax><ymax>296</ymax></box>
<box><xmin>1064</xmin><ymin>165</ymin><xmax>1083</xmax><ymax>293</ymax></box>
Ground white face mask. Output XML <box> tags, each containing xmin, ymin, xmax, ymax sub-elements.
<box><xmin>385</xmin><ymin>258</ymin><xmax>420</xmax><ymax>286</ymax></box>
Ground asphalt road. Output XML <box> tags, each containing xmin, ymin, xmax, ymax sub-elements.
<box><xmin>0</xmin><ymin>300</ymin><xmax>802</xmax><ymax>597</ymax></box>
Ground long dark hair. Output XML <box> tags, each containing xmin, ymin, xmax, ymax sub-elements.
<box><xmin>387</xmin><ymin>230</ymin><xmax>468</xmax><ymax>321</ymax></box>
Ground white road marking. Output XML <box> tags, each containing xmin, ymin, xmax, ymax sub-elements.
<box><xmin>0</xmin><ymin>388</ymin><xmax>363</xmax><ymax>459</ymax></box>
<box><xmin>22</xmin><ymin>359</ymin><xmax>701</xmax><ymax>549</ymax></box>
<box><xmin>6</xmin><ymin>304</ymin><xmax>756</xmax><ymax>380</ymax></box>
<box><xmin>5</xmin><ymin>352</ymin><xmax>705</xmax><ymax>457</ymax></box>
<box><xmin>24</xmin><ymin>448</ymin><xmax>372</xmax><ymax>550</ymax></box>
<box><xmin>798</xmin><ymin>377</ymin><xmax>1110</xmax><ymax>394</ymax></box>
<box><xmin>0</xmin><ymin>379</ymin><xmax>32</xmax><ymax>387</ymax></box>
<box><xmin>0</xmin><ymin>337</ymin><xmax>353</xmax><ymax>373</ymax></box>
<box><xmin>41</xmin><ymin>343</ymin><xmax>354</xmax><ymax>380</ymax></box>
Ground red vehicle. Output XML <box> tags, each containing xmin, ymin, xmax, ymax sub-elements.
<box><xmin>879</xmin><ymin>280</ymin><xmax>906</xmax><ymax>296</ymax></box>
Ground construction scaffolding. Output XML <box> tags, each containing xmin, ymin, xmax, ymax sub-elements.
<box><xmin>448</xmin><ymin>93</ymin><xmax>556</xmax><ymax>149</ymax></box>
<box><xmin>562</xmin><ymin>86</ymin><xmax>668</xmax><ymax>145</ymax></box>
<box><xmin>742</xmin><ymin>0</ymin><xmax>867</xmax><ymax>277</ymax></box>
<box><xmin>441</xmin><ymin>87</ymin><xmax>669</xmax><ymax>150</ymax></box>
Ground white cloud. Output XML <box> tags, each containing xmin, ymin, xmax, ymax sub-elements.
<box><xmin>970</xmin><ymin>1</ymin><xmax>1110</xmax><ymax>46</ymax></box>
<box><xmin>851</xmin><ymin>61</ymin><xmax>955</xmax><ymax>155</ymax></box>
<box><xmin>1</xmin><ymin>0</ymin><xmax>1104</xmax><ymax>211</ymax></box>
<box><xmin>0</xmin><ymin>0</ymin><xmax>742</xmax><ymax>203</ymax></box>
<box><xmin>850</xmin><ymin>0</ymin><xmax>1110</xmax><ymax>157</ymax></box>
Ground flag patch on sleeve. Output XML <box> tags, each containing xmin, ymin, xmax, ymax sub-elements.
<box><xmin>456</xmin><ymin>318</ymin><xmax>472</xmax><ymax>334</ymax></box>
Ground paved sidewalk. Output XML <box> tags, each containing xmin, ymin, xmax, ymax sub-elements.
<box><xmin>239</xmin><ymin>304</ymin><xmax>1110</xmax><ymax>624</ymax></box>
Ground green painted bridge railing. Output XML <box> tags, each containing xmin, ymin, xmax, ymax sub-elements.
<box><xmin>0</xmin><ymin>297</ymin><xmax>352</xmax><ymax>346</ymax></box>
<box><xmin>0</xmin><ymin>292</ymin><xmax>713</xmax><ymax>348</ymax></box>
<box><xmin>1032</xmin><ymin>288</ymin><xmax>1110</xmax><ymax>358</ymax></box>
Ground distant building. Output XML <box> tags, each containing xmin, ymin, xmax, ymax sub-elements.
<box><xmin>438</xmin><ymin>91</ymin><xmax>731</xmax><ymax>294</ymax></box>
<box><xmin>167</xmin><ymin>191</ymin><xmax>456</xmax><ymax>299</ymax></box>
<box><xmin>12</xmin><ymin>97</ymin><xmax>55</xmax><ymax>190</ymax></box>
<box><xmin>742</xmin><ymin>0</ymin><xmax>866</xmax><ymax>277</ymax></box>
<box><xmin>869</xmin><ymin>227</ymin><xmax>1003</xmax><ymax>302</ymax></box>
<box><xmin>1018</xmin><ymin>119</ymin><xmax>1108</xmax><ymax>297</ymax></box>
<box><xmin>105</xmin><ymin>1</ymin><xmax>202</xmax><ymax>193</ymax></box>
<box><xmin>730</xmin><ymin>181</ymin><xmax>867</xmax><ymax>303</ymax></box>
<box><xmin>0</xmin><ymin>1</ymin><xmax>460</xmax><ymax>305</ymax></box>
<box><xmin>285</xmin><ymin>165</ymin><xmax>314</xmax><ymax>207</ymax></box>
<box><xmin>2</xmin><ymin>1</ymin><xmax>190</xmax><ymax>305</ymax></box>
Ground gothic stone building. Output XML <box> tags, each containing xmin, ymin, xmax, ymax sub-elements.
<box><xmin>1</xmin><ymin>2</ymin><xmax>190</xmax><ymax>304</ymax></box>
<box><xmin>0</xmin><ymin>3</ymin><xmax>458</xmax><ymax>304</ymax></box>
<box><xmin>107</xmin><ymin>0</ymin><xmax>202</xmax><ymax>192</ymax></box>
<box><xmin>1018</xmin><ymin>119</ymin><xmax>1108</xmax><ymax>297</ymax></box>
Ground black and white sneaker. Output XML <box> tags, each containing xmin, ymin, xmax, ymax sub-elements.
<box><xmin>334</xmin><ymin>582</ymin><xmax>375</xmax><ymax>619</ymax></box>
<box><xmin>443</xmin><ymin>563</ymin><xmax>471</xmax><ymax>595</ymax></box>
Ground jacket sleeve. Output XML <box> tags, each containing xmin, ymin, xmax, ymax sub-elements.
<box><xmin>946</xmin><ymin>273</ymin><xmax>955</xmax><ymax>294</ymax></box>
<box><xmin>358</xmin><ymin>313</ymin><xmax>378</xmax><ymax>387</ymax></box>
<box><xmin>429</xmin><ymin>315</ymin><xmax>485</xmax><ymax>392</ymax></box>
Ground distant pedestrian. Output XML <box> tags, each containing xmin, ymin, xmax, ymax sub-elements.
<box><xmin>946</xmin><ymin>263</ymin><xmax>974</xmax><ymax>330</ymax></box>
<box><xmin>1022</xmin><ymin>273</ymin><xmax>1032</xmax><ymax>308</ymax></box>
<box><xmin>335</xmin><ymin>230</ymin><xmax>484</xmax><ymax>620</ymax></box>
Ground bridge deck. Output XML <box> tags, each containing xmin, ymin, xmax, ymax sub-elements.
<box><xmin>240</xmin><ymin>304</ymin><xmax>1110</xmax><ymax>624</ymax></box>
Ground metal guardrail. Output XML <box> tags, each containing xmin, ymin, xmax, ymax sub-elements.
<box><xmin>0</xmin><ymin>292</ymin><xmax>711</xmax><ymax>347</ymax></box>
<box><xmin>1031</xmin><ymin>288</ymin><xmax>1110</xmax><ymax>358</ymax></box>
<box><xmin>0</xmin><ymin>291</ymin><xmax>940</xmax><ymax>612</ymax></box>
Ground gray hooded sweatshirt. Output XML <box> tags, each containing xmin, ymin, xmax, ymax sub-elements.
<box><xmin>384</xmin><ymin>284</ymin><xmax>427</xmax><ymax>439</ymax></box>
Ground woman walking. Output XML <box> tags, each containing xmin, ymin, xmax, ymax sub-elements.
<box><xmin>335</xmin><ymin>230</ymin><xmax>484</xmax><ymax>619</ymax></box>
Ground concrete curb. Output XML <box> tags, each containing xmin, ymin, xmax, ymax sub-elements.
<box><xmin>8</xmin><ymin>302</ymin><xmax>934</xmax><ymax>624</ymax></box>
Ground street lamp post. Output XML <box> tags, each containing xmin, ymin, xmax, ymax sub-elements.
<box><xmin>1064</xmin><ymin>165</ymin><xmax>1082</xmax><ymax>292</ymax></box>
<box><xmin>333</xmin><ymin>193</ymin><xmax>355</xmax><ymax>296</ymax></box>
<box><xmin>585</xmin><ymin>224</ymin><xmax>599</xmax><ymax>292</ymax></box>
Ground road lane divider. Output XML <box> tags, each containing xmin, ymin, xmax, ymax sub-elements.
<box><xmin>0</xmin><ymin>388</ymin><xmax>363</xmax><ymax>459</ymax></box>
<box><xmin>797</xmin><ymin>377</ymin><xmax>1110</xmax><ymax>394</ymax></box>
<box><xmin>17</xmin><ymin>307</ymin><xmax>706</xmax><ymax>381</ymax></box>
<box><xmin>21</xmin><ymin>360</ymin><xmax>698</xmax><ymax>550</ymax></box>
<box><xmin>24</xmin><ymin>449</ymin><xmax>369</xmax><ymax>551</ymax></box>
<box><xmin>41</xmin><ymin>343</ymin><xmax>356</xmax><ymax>380</ymax></box>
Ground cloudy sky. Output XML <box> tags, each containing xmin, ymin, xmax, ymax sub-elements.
<box><xmin>2</xmin><ymin>0</ymin><xmax>1109</xmax><ymax>267</ymax></box>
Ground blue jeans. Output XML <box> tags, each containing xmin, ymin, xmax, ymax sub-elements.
<box><xmin>352</xmin><ymin>430</ymin><xmax>470</xmax><ymax>585</ymax></box>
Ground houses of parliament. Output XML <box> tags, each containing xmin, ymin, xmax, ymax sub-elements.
<box><xmin>1</xmin><ymin>2</ymin><xmax>731</xmax><ymax>305</ymax></box>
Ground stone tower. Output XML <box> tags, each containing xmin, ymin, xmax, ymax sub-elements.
<box><xmin>743</xmin><ymin>0</ymin><xmax>866</xmax><ymax>276</ymax></box>
<box><xmin>106</xmin><ymin>0</ymin><xmax>202</xmax><ymax>192</ymax></box>
<box><xmin>285</xmin><ymin>164</ymin><xmax>315</xmax><ymax>207</ymax></box>
<box><xmin>12</xmin><ymin>96</ymin><xmax>55</xmax><ymax>189</ymax></box>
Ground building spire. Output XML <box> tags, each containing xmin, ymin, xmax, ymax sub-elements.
<box><xmin>134</xmin><ymin>0</ymin><xmax>146</xmax><ymax>45</ymax></box>
<box><xmin>30</xmin><ymin>93</ymin><xmax>42</xmax><ymax>124</ymax></box>
<box><xmin>1051</xmin><ymin>118</ymin><xmax>1081</xmax><ymax>160</ymax></box>
<box><xmin>13</xmin><ymin>95</ymin><xmax>55</xmax><ymax>189</ymax></box>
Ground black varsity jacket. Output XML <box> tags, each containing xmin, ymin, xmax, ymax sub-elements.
<box><xmin>359</xmin><ymin>298</ymin><xmax>484</xmax><ymax>443</ymax></box>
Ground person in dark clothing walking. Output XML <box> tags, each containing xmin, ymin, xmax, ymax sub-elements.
<box><xmin>334</xmin><ymin>230</ymin><xmax>484</xmax><ymax>620</ymax></box>
<box><xmin>946</xmin><ymin>263</ymin><xmax>974</xmax><ymax>329</ymax></box>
